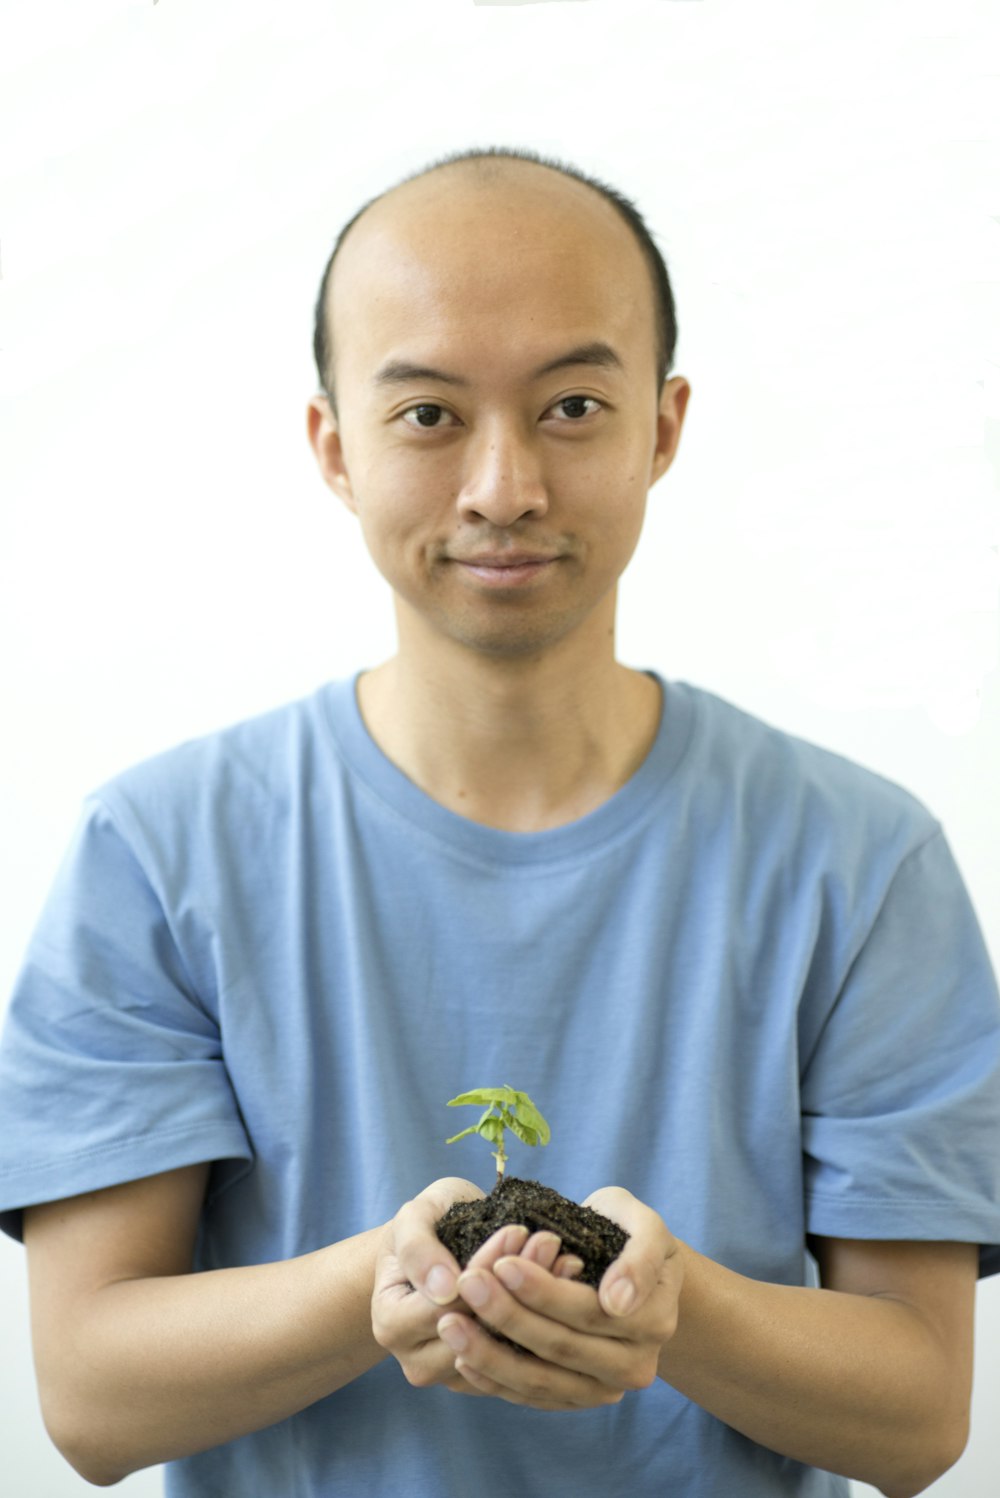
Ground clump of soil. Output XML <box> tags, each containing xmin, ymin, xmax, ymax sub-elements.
<box><xmin>435</xmin><ymin>1176</ymin><xmax>629</xmax><ymax>1352</ymax></box>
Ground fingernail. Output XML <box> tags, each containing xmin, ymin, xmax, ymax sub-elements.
<box><xmin>438</xmin><ymin>1317</ymin><xmax>468</xmax><ymax>1352</ymax></box>
<box><xmin>561</xmin><ymin>1256</ymin><xmax>585</xmax><ymax>1278</ymax></box>
<box><xmin>608</xmin><ymin>1278</ymin><xmax>636</xmax><ymax>1315</ymax></box>
<box><xmin>426</xmin><ymin>1265</ymin><xmax>457</xmax><ymax>1305</ymax></box>
<box><xmin>458</xmin><ymin>1272</ymin><xmax>490</xmax><ymax>1309</ymax></box>
<box><xmin>494</xmin><ymin>1258</ymin><xmax>523</xmax><ymax>1291</ymax></box>
<box><xmin>501</xmin><ymin>1225</ymin><xmax>530</xmax><ymax>1253</ymax></box>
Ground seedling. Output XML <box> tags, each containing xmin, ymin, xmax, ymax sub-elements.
<box><xmin>445</xmin><ymin>1085</ymin><xmax>551</xmax><ymax>1182</ymax></box>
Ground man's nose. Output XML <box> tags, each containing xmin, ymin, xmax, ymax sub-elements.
<box><xmin>455</xmin><ymin>428</ymin><xmax>550</xmax><ymax>527</ymax></box>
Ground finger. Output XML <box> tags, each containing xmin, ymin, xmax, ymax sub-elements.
<box><xmin>491</xmin><ymin>1256</ymin><xmax>608</xmax><ymax>1333</ymax></box>
<box><xmin>442</xmin><ymin>1372</ymin><xmax>491</xmax><ymax>1399</ymax></box>
<box><xmin>581</xmin><ymin>1187</ymin><xmax>673</xmax><ymax>1318</ymax></box>
<box><xmin>466</xmin><ymin>1224</ymin><xmax>530</xmax><ymax>1273</ymax></box>
<box><xmin>395</xmin><ymin>1178</ymin><xmax>486</xmax><ymax>1306</ymax></box>
<box><xmin>454</xmin><ymin>1359</ymin><xmax>611</xmax><ymax>1411</ymax></box>
<box><xmin>436</xmin><ymin>1312</ymin><xmax>622</xmax><ymax>1408</ymax></box>
<box><xmin>553</xmin><ymin>1253</ymin><xmax>585</xmax><ymax>1280</ymax></box>
<box><xmin>480</xmin><ymin>1257</ymin><xmax>672</xmax><ymax>1393</ymax></box>
<box><xmin>372</xmin><ymin>1259</ymin><xmax>451</xmax><ymax>1357</ymax></box>
<box><xmin>519</xmin><ymin>1231</ymin><xmax>562</xmax><ymax>1271</ymax></box>
<box><xmin>451</xmin><ymin>1264</ymin><xmax>624</xmax><ymax>1380</ymax></box>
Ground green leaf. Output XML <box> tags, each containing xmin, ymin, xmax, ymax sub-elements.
<box><xmin>446</xmin><ymin>1088</ymin><xmax>513</xmax><ymax>1109</ymax></box>
<box><xmin>444</xmin><ymin>1086</ymin><xmax>551</xmax><ymax>1153</ymax></box>
<box><xmin>511</xmin><ymin>1093</ymin><xmax>551</xmax><ymax>1145</ymax></box>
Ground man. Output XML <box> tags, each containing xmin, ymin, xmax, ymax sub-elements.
<box><xmin>2</xmin><ymin>146</ymin><xmax>999</xmax><ymax>1497</ymax></box>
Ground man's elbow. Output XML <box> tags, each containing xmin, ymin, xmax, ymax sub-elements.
<box><xmin>71</xmin><ymin>1460</ymin><xmax>130</xmax><ymax>1491</ymax></box>
<box><xmin>39</xmin><ymin>1393</ymin><xmax>135</xmax><ymax>1489</ymax></box>
<box><xmin>50</xmin><ymin>1431</ymin><xmax>132</xmax><ymax>1489</ymax></box>
<box><xmin>877</xmin><ymin>1410</ymin><xmax>971</xmax><ymax>1498</ymax></box>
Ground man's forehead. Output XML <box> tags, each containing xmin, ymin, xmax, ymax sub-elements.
<box><xmin>352</xmin><ymin>295</ymin><xmax>641</xmax><ymax>399</ymax></box>
<box><xmin>325</xmin><ymin>166</ymin><xmax>658</xmax><ymax>395</ymax></box>
<box><xmin>340</xmin><ymin>205</ymin><xmax>626</xmax><ymax>296</ymax></box>
<box><xmin>333</xmin><ymin>167</ymin><xmax>640</xmax><ymax>310</ymax></box>
<box><xmin>370</xmin><ymin>340</ymin><xmax>629</xmax><ymax>392</ymax></box>
<box><xmin>335</xmin><ymin>221</ymin><xmax>642</xmax><ymax>367</ymax></box>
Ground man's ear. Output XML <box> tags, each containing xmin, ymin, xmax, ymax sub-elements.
<box><xmin>306</xmin><ymin>394</ymin><xmax>359</xmax><ymax>515</ymax></box>
<box><xmin>649</xmin><ymin>377</ymin><xmax>692</xmax><ymax>489</ymax></box>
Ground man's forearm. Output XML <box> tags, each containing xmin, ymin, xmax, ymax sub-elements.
<box><xmin>658</xmin><ymin>1242</ymin><xmax>968</xmax><ymax>1498</ymax></box>
<box><xmin>52</xmin><ymin>1225</ymin><xmax>388</xmax><ymax>1486</ymax></box>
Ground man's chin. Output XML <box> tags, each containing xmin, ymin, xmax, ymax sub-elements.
<box><xmin>392</xmin><ymin>587</ymin><xmax>602</xmax><ymax>663</ymax></box>
<box><xmin>442</xmin><ymin>618</ymin><xmax>583</xmax><ymax>662</ymax></box>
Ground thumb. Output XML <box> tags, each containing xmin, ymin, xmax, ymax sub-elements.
<box><xmin>582</xmin><ymin>1186</ymin><xmax>674</xmax><ymax>1318</ymax></box>
<box><xmin>394</xmin><ymin>1177</ymin><xmax>484</xmax><ymax>1306</ymax></box>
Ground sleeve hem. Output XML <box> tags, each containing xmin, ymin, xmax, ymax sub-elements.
<box><xmin>0</xmin><ymin>1122</ymin><xmax>253</xmax><ymax>1244</ymax></box>
<box><xmin>806</xmin><ymin>1195</ymin><xmax>1000</xmax><ymax>1279</ymax></box>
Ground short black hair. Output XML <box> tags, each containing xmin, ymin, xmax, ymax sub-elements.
<box><xmin>312</xmin><ymin>145</ymin><xmax>678</xmax><ymax>419</ymax></box>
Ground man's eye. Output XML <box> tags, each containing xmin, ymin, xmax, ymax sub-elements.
<box><xmin>400</xmin><ymin>404</ymin><xmax>454</xmax><ymax>429</ymax></box>
<box><xmin>399</xmin><ymin>396</ymin><xmax>603</xmax><ymax>431</ymax></box>
<box><xmin>550</xmin><ymin>396</ymin><xmax>602</xmax><ymax>421</ymax></box>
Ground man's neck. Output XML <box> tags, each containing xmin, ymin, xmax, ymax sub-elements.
<box><xmin>355</xmin><ymin>644</ymin><xmax>663</xmax><ymax>834</ymax></box>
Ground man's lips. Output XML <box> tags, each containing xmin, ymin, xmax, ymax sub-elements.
<box><xmin>450</xmin><ymin>552</ymin><xmax>561</xmax><ymax>587</ymax></box>
<box><xmin>457</xmin><ymin>555</ymin><xmax>557</xmax><ymax>567</ymax></box>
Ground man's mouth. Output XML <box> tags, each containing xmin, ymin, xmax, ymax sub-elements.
<box><xmin>452</xmin><ymin>552</ymin><xmax>560</xmax><ymax>587</ymax></box>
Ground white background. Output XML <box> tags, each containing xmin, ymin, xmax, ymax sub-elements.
<box><xmin>1</xmin><ymin>1</ymin><xmax>998</xmax><ymax>1493</ymax></box>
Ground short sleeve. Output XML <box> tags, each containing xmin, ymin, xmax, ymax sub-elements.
<box><xmin>0</xmin><ymin>796</ymin><xmax>253</xmax><ymax>1242</ymax></box>
<box><xmin>801</xmin><ymin>828</ymin><xmax>1000</xmax><ymax>1277</ymax></box>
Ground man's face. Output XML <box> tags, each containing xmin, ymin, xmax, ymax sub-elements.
<box><xmin>308</xmin><ymin>167</ymin><xmax>690</xmax><ymax>663</ymax></box>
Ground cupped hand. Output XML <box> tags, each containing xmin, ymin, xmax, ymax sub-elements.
<box><xmin>434</xmin><ymin>1186</ymin><xmax>683</xmax><ymax>1410</ymax></box>
<box><xmin>371</xmin><ymin>1176</ymin><xmax>584</xmax><ymax>1396</ymax></box>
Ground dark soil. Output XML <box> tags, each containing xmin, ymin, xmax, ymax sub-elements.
<box><xmin>434</xmin><ymin>1176</ymin><xmax>629</xmax><ymax>1353</ymax></box>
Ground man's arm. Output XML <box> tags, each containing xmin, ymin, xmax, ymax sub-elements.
<box><xmin>23</xmin><ymin>1166</ymin><xmax>539</xmax><ymax>1486</ymax></box>
<box><xmin>654</xmin><ymin>1233</ymin><xmax>977</xmax><ymax>1498</ymax></box>
<box><xmin>24</xmin><ymin>1164</ymin><xmax>388</xmax><ymax>1486</ymax></box>
<box><xmin>389</xmin><ymin>1187</ymin><xmax>978</xmax><ymax>1498</ymax></box>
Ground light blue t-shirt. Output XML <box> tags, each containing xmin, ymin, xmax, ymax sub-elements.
<box><xmin>2</xmin><ymin>672</ymin><xmax>1000</xmax><ymax>1498</ymax></box>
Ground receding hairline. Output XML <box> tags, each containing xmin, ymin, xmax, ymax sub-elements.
<box><xmin>362</xmin><ymin>151</ymin><xmax>620</xmax><ymax>225</ymax></box>
<box><xmin>322</xmin><ymin>158</ymin><xmax>653</xmax><ymax>374</ymax></box>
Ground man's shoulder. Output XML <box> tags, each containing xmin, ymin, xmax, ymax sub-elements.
<box><xmin>88</xmin><ymin>680</ymin><xmax>344</xmax><ymax>823</ymax></box>
<box><xmin>679</xmin><ymin>680</ymin><xmax>940</xmax><ymax>854</ymax></box>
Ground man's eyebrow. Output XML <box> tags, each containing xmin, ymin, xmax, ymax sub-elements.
<box><xmin>372</xmin><ymin>340</ymin><xmax>626</xmax><ymax>389</ymax></box>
